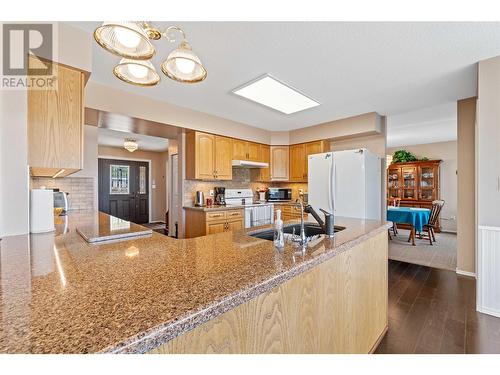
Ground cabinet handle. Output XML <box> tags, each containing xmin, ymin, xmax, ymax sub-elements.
<box><xmin>212</xmin><ymin>214</ymin><xmax>223</xmax><ymax>218</ymax></box>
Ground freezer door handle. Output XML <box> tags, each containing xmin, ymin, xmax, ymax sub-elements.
<box><xmin>328</xmin><ymin>160</ymin><xmax>334</xmax><ymax>212</ymax></box>
<box><xmin>332</xmin><ymin>162</ymin><xmax>337</xmax><ymax>213</ymax></box>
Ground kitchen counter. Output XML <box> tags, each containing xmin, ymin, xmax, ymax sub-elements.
<box><xmin>183</xmin><ymin>204</ymin><xmax>243</xmax><ymax>212</ymax></box>
<box><xmin>0</xmin><ymin>211</ymin><xmax>390</xmax><ymax>354</ymax></box>
<box><xmin>76</xmin><ymin>212</ymin><xmax>152</xmax><ymax>243</ymax></box>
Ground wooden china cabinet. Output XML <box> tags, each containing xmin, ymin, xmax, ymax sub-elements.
<box><xmin>387</xmin><ymin>160</ymin><xmax>442</xmax><ymax>231</ymax></box>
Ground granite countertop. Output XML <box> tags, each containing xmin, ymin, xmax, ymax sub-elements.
<box><xmin>0</xmin><ymin>211</ymin><xmax>391</xmax><ymax>354</ymax></box>
<box><xmin>183</xmin><ymin>205</ymin><xmax>243</xmax><ymax>212</ymax></box>
<box><xmin>76</xmin><ymin>212</ymin><xmax>152</xmax><ymax>243</ymax></box>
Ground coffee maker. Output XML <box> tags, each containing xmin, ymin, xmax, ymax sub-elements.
<box><xmin>214</xmin><ymin>187</ymin><xmax>226</xmax><ymax>205</ymax></box>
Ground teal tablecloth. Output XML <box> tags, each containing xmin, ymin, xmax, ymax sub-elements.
<box><xmin>387</xmin><ymin>207</ymin><xmax>431</xmax><ymax>232</ymax></box>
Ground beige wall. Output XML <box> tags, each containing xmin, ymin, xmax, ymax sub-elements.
<box><xmin>290</xmin><ymin>112</ymin><xmax>383</xmax><ymax>144</ymax></box>
<box><xmin>388</xmin><ymin>141</ymin><xmax>458</xmax><ymax>232</ymax></box>
<box><xmin>85</xmin><ymin>82</ymin><xmax>271</xmax><ymax>144</ymax></box>
<box><xmin>457</xmin><ymin>98</ymin><xmax>476</xmax><ymax>274</ymax></box>
<box><xmin>98</xmin><ymin>146</ymin><xmax>169</xmax><ymax>222</ymax></box>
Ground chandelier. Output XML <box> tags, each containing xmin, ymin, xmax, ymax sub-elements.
<box><xmin>94</xmin><ymin>22</ymin><xmax>207</xmax><ymax>86</ymax></box>
<box><xmin>124</xmin><ymin>139</ymin><xmax>138</xmax><ymax>152</ymax></box>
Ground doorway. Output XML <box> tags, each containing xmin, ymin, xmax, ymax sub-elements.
<box><xmin>98</xmin><ymin>158</ymin><xmax>149</xmax><ymax>223</ymax></box>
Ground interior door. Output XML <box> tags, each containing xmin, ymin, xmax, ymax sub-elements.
<box><xmin>99</xmin><ymin>158</ymin><xmax>149</xmax><ymax>224</ymax></box>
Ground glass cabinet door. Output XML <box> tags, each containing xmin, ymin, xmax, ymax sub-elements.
<box><xmin>419</xmin><ymin>165</ymin><xmax>436</xmax><ymax>201</ymax></box>
<box><xmin>402</xmin><ymin>166</ymin><xmax>417</xmax><ymax>199</ymax></box>
<box><xmin>387</xmin><ymin>168</ymin><xmax>401</xmax><ymax>199</ymax></box>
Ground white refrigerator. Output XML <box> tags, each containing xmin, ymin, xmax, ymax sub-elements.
<box><xmin>308</xmin><ymin>149</ymin><xmax>381</xmax><ymax>220</ymax></box>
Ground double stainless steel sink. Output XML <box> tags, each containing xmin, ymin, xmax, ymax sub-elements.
<box><xmin>248</xmin><ymin>223</ymin><xmax>345</xmax><ymax>242</ymax></box>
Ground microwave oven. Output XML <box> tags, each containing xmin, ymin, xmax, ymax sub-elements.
<box><xmin>266</xmin><ymin>188</ymin><xmax>292</xmax><ymax>201</ymax></box>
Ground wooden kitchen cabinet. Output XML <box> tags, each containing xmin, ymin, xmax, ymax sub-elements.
<box><xmin>289</xmin><ymin>140</ymin><xmax>327</xmax><ymax>182</ymax></box>
<box><xmin>290</xmin><ymin>144</ymin><xmax>307</xmax><ymax>181</ymax></box>
<box><xmin>273</xmin><ymin>204</ymin><xmax>306</xmax><ymax>221</ymax></box>
<box><xmin>248</xmin><ymin>142</ymin><xmax>260</xmax><ymax>161</ymax></box>
<box><xmin>270</xmin><ymin>146</ymin><xmax>289</xmax><ymax>181</ymax></box>
<box><xmin>252</xmin><ymin>144</ymin><xmax>271</xmax><ymax>182</ymax></box>
<box><xmin>28</xmin><ymin>57</ymin><xmax>85</xmax><ymax>177</ymax></box>
<box><xmin>206</xmin><ymin>222</ymin><xmax>226</xmax><ymax>235</ymax></box>
<box><xmin>186</xmin><ymin>131</ymin><xmax>233</xmax><ymax>180</ymax></box>
<box><xmin>232</xmin><ymin>139</ymin><xmax>248</xmax><ymax>160</ymax></box>
<box><xmin>184</xmin><ymin>209</ymin><xmax>244</xmax><ymax>238</ymax></box>
<box><xmin>232</xmin><ymin>139</ymin><xmax>260</xmax><ymax>161</ymax></box>
<box><xmin>214</xmin><ymin>135</ymin><xmax>233</xmax><ymax>180</ymax></box>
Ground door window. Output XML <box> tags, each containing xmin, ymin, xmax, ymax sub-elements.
<box><xmin>110</xmin><ymin>165</ymin><xmax>130</xmax><ymax>194</ymax></box>
<box><xmin>139</xmin><ymin>166</ymin><xmax>146</xmax><ymax>194</ymax></box>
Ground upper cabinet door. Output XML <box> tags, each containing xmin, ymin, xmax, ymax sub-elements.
<box><xmin>259</xmin><ymin>144</ymin><xmax>271</xmax><ymax>181</ymax></box>
<box><xmin>233</xmin><ymin>139</ymin><xmax>248</xmax><ymax>160</ymax></box>
<box><xmin>214</xmin><ymin>136</ymin><xmax>233</xmax><ymax>180</ymax></box>
<box><xmin>196</xmin><ymin>132</ymin><xmax>215</xmax><ymax>179</ymax></box>
<box><xmin>270</xmin><ymin>146</ymin><xmax>289</xmax><ymax>181</ymax></box>
<box><xmin>289</xmin><ymin>144</ymin><xmax>306</xmax><ymax>181</ymax></box>
<box><xmin>28</xmin><ymin>57</ymin><xmax>84</xmax><ymax>177</ymax></box>
<box><xmin>247</xmin><ymin>142</ymin><xmax>260</xmax><ymax>161</ymax></box>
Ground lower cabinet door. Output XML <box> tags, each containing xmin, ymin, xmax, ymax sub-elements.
<box><xmin>206</xmin><ymin>221</ymin><xmax>226</xmax><ymax>234</ymax></box>
<box><xmin>226</xmin><ymin>219</ymin><xmax>244</xmax><ymax>231</ymax></box>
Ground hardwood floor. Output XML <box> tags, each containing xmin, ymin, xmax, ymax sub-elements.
<box><xmin>376</xmin><ymin>260</ymin><xmax>500</xmax><ymax>354</ymax></box>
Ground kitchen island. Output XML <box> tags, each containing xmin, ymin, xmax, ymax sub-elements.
<box><xmin>0</xmin><ymin>211</ymin><xmax>390</xmax><ymax>353</ymax></box>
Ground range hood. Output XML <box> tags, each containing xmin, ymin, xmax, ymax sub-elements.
<box><xmin>232</xmin><ymin>160</ymin><xmax>269</xmax><ymax>168</ymax></box>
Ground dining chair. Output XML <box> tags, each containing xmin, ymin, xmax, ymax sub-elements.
<box><xmin>419</xmin><ymin>200</ymin><xmax>445</xmax><ymax>245</ymax></box>
<box><xmin>389</xmin><ymin>198</ymin><xmax>401</xmax><ymax>236</ymax></box>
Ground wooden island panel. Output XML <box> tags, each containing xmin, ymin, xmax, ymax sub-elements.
<box><xmin>150</xmin><ymin>230</ymin><xmax>388</xmax><ymax>354</ymax></box>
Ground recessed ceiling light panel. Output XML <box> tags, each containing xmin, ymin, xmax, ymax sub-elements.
<box><xmin>232</xmin><ymin>75</ymin><xmax>320</xmax><ymax>114</ymax></box>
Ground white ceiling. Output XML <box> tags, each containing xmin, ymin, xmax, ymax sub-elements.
<box><xmin>72</xmin><ymin>22</ymin><xmax>500</xmax><ymax>131</ymax></box>
<box><xmin>386</xmin><ymin>102</ymin><xmax>457</xmax><ymax>148</ymax></box>
<box><xmin>98</xmin><ymin>128</ymin><xmax>169</xmax><ymax>152</ymax></box>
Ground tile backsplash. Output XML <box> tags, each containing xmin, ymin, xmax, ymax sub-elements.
<box><xmin>184</xmin><ymin>168</ymin><xmax>267</xmax><ymax>205</ymax></box>
<box><xmin>184</xmin><ymin>168</ymin><xmax>308</xmax><ymax>206</ymax></box>
<box><xmin>31</xmin><ymin>177</ymin><xmax>95</xmax><ymax>211</ymax></box>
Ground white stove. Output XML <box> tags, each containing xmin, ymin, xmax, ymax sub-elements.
<box><xmin>225</xmin><ymin>189</ymin><xmax>274</xmax><ymax>228</ymax></box>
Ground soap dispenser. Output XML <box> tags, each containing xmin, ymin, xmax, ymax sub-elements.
<box><xmin>274</xmin><ymin>209</ymin><xmax>285</xmax><ymax>248</ymax></box>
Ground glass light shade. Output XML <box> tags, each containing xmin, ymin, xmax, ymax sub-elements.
<box><xmin>123</xmin><ymin>139</ymin><xmax>138</xmax><ymax>152</ymax></box>
<box><xmin>161</xmin><ymin>41</ymin><xmax>207</xmax><ymax>83</ymax></box>
<box><xmin>94</xmin><ymin>22</ymin><xmax>155</xmax><ymax>60</ymax></box>
<box><xmin>113</xmin><ymin>58</ymin><xmax>160</xmax><ymax>86</ymax></box>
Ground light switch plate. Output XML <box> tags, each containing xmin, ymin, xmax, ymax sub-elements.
<box><xmin>209</xmin><ymin>189</ymin><xmax>214</xmax><ymax>196</ymax></box>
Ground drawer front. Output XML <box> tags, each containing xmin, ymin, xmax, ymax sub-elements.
<box><xmin>206</xmin><ymin>211</ymin><xmax>227</xmax><ymax>221</ymax></box>
<box><xmin>226</xmin><ymin>210</ymin><xmax>243</xmax><ymax>219</ymax></box>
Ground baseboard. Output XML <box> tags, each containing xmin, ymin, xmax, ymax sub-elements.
<box><xmin>456</xmin><ymin>268</ymin><xmax>476</xmax><ymax>278</ymax></box>
<box><xmin>441</xmin><ymin>230</ymin><xmax>457</xmax><ymax>234</ymax></box>
<box><xmin>477</xmin><ymin>306</ymin><xmax>500</xmax><ymax>319</ymax></box>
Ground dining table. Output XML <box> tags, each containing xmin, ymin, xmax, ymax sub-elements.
<box><xmin>387</xmin><ymin>206</ymin><xmax>431</xmax><ymax>245</ymax></box>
